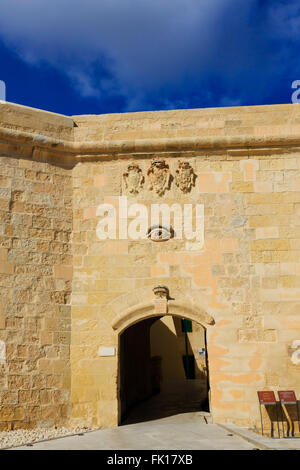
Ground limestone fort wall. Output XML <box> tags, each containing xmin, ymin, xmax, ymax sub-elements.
<box><xmin>0</xmin><ymin>104</ymin><xmax>73</xmax><ymax>429</ymax></box>
<box><xmin>0</xmin><ymin>101</ymin><xmax>300</xmax><ymax>432</ymax></box>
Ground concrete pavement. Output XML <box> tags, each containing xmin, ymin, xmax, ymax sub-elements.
<box><xmin>11</xmin><ymin>412</ymin><xmax>258</xmax><ymax>450</ymax></box>
<box><xmin>220</xmin><ymin>423</ymin><xmax>300</xmax><ymax>450</ymax></box>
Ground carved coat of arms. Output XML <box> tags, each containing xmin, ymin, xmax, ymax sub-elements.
<box><xmin>123</xmin><ymin>164</ymin><xmax>144</xmax><ymax>194</ymax></box>
<box><xmin>147</xmin><ymin>159</ymin><xmax>171</xmax><ymax>196</ymax></box>
<box><xmin>175</xmin><ymin>161</ymin><xmax>196</xmax><ymax>193</ymax></box>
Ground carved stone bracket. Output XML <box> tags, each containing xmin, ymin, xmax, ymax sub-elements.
<box><xmin>153</xmin><ymin>285</ymin><xmax>169</xmax><ymax>314</ymax></box>
<box><xmin>153</xmin><ymin>285</ymin><xmax>169</xmax><ymax>299</ymax></box>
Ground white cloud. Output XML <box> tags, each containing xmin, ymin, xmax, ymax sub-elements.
<box><xmin>0</xmin><ymin>0</ymin><xmax>299</xmax><ymax>109</ymax></box>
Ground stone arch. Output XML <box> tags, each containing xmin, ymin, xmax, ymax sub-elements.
<box><xmin>115</xmin><ymin>288</ymin><xmax>215</xmax><ymax>424</ymax></box>
<box><xmin>111</xmin><ymin>295</ymin><xmax>215</xmax><ymax>334</ymax></box>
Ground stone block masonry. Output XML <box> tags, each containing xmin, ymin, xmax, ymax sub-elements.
<box><xmin>0</xmin><ymin>105</ymin><xmax>73</xmax><ymax>430</ymax></box>
<box><xmin>0</xmin><ymin>101</ymin><xmax>300</xmax><ymax>433</ymax></box>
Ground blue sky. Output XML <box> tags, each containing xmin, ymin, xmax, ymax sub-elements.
<box><xmin>0</xmin><ymin>0</ymin><xmax>299</xmax><ymax>116</ymax></box>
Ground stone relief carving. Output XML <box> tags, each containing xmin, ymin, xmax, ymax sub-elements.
<box><xmin>153</xmin><ymin>285</ymin><xmax>169</xmax><ymax>299</ymax></box>
<box><xmin>153</xmin><ymin>285</ymin><xmax>169</xmax><ymax>314</ymax></box>
<box><xmin>123</xmin><ymin>164</ymin><xmax>144</xmax><ymax>194</ymax></box>
<box><xmin>147</xmin><ymin>158</ymin><xmax>172</xmax><ymax>196</ymax></box>
<box><xmin>175</xmin><ymin>160</ymin><xmax>196</xmax><ymax>193</ymax></box>
<box><xmin>289</xmin><ymin>340</ymin><xmax>300</xmax><ymax>365</ymax></box>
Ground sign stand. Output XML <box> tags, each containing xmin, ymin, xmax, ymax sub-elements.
<box><xmin>257</xmin><ymin>391</ymin><xmax>280</xmax><ymax>438</ymax></box>
<box><xmin>277</xmin><ymin>391</ymin><xmax>300</xmax><ymax>438</ymax></box>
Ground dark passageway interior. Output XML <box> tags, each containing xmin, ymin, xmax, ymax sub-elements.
<box><xmin>119</xmin><ymin>316</ymin><xmax>210</xmax><ymax>425</ymax></box>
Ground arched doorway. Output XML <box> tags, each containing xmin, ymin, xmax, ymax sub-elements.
<box><xmin>118</xmin><ymin>314</ymin><xmax>210</xmax><ymax>424</ymax></box>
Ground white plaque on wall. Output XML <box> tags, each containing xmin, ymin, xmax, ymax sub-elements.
<box><xmin>98</xmin><ymin>346</ymin><xmax>116</xmax><ymax>357</ymax></box>
<box><xmin>0</xmin><ymin>340</ymin><xmax>5</xmax><ymax>363</ymax></box>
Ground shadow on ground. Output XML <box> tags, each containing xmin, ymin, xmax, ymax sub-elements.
<box><xmin>122</xmin><ymin>380</ymin><xmax>209</xmax><ymax>425</ymax></box>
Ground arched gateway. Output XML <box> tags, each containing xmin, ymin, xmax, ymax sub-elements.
<box><xmin>112</xmin><ymin>287</ymin><xmax>215</xmax><ymax>424</ymax></box>
<box><xmin>112</xmin><ymin>296</ymin><xmax>215</xmax><ymax>334</ymax></box>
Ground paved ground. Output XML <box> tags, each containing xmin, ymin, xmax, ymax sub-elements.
<box><xmin>10</xmin><ymin>412</ymin><xmax>300</xmax><ymax>451</ymax></box>
<box><xmin>12</xmin><ymin>413</ymin><xmax>257</xmax><ymax>450</ymax></box>
<box><xmin>221</xmin><ymin>423</ymin><xmax>300</xmax><ymax>450</ymax></box>
<box><xmin>7</xmin><ymin>387</ymin><xmax>300</xmax><ymax>450</ymax></box>
<box><xmin>122</xmin><ymin>381</ymin><xmax>209</xmax><ymax>425</ymax></box>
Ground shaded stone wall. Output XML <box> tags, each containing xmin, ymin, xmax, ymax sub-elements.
<box><xmin>0</xmin><ymin>105</ymin><xmax>73</xmax><ymax>430</ymax></box>
<box><xmin>150</xmin><ymin>317</ymin><xmax>207</xmax><ymax>383</ymax></box>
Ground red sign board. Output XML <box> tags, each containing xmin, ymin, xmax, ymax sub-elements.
<box><xmin>257</xmin><ymin>391</ymin><xmax>276</xmax><ymax>404</ymax></box>
<box><xmin>278</xmin><ymin>391</ymin><xmax>297</xmax><ymax>404</ymax></box>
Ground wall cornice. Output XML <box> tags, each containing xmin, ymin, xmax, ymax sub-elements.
<box><xmin>1</xmin><ymin>124</ymin><xmax>300</xmax><ymax>161</ymax></box>
<box><xmin>2</xmin><ymin>102</ymin><xmax>300</xmax><ymax>162</ymax></box>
